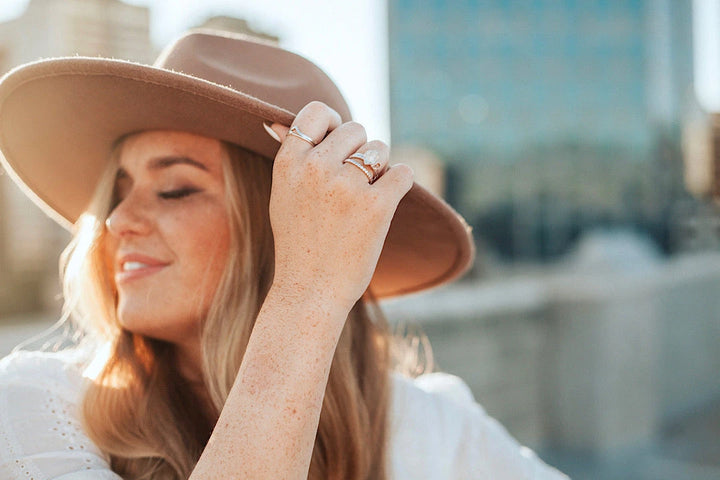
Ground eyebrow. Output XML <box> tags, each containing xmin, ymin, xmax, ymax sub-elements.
<box><xmin>115</xmin><ymin>155</ymin><xmax>210</xmax><ymax>182</ymax></box>
<box><xmin>147</xmin><ymin>155</ymin><xmax>209</xmax><ymax>172</ymax></box>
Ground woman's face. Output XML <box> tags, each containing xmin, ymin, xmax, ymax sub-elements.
<box><xmin>104</xmin><ymin>130</ymin><xmax>231</xmax><ymax>344</ymax></box>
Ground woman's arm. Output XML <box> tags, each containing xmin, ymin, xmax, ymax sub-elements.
<box><xmin>189</xmin><ymin>285</ymin><xmax>349</xmax><ymax>479</ymax></box>
<box><xmin>190</xmin><ymin>101</ymin><xmax>413</xmax><ymax>479</ymax></box>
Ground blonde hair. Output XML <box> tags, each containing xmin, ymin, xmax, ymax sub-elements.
<box><xmin>61</xmin><ymin>139</ymin><xmax>393</xmax><ymax>479</ymax></box>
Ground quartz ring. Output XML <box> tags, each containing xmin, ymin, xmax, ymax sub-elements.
<box><xmin>287</xmin><ymin>125</ymin><xmax>317</xmax><ymax>147</ymax></box>
<box><xmin>343</xmin><ymin>157</ymin><xmax>375</xmax><ymax>183</ymax></box>
<box><xmin>343</xmin><ymin>150</ymin><xmax>383</xmax><ymax>184</ymax></box>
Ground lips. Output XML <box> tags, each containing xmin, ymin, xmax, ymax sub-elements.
<box><xmin>115</xmin><ymin>253</ymin><xmax>170</xmax><ymax>283</ymax></box>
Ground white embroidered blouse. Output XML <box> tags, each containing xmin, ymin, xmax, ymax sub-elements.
<box><xmin>0</xmin><ymin>349</ymin><xmax>569</xmax><ymax>479</ymax></box>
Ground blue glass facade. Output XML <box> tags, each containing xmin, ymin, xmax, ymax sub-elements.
<box><xmin>388</xmin><ymin>0</ymin><xmax>692</xmax><ymax>160</ymax></box>
<box><xmin>389</xmin><ymin>0</ymin><xmax>695</xmax><ymax>261</ymax></box>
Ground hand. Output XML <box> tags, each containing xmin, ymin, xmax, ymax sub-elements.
<box><xmin>267</xmin><ymin>101</ymin><xmax>414</xmax><ymax>313</ymax></box>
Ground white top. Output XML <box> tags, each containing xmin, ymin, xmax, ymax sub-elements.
<box><xmin>0</xmin><ymin>349</ymin><xmax>569</xmax><ymax>480</ymax></box>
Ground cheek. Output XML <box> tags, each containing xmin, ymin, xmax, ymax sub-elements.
<box><xmin>182</xmin><ymin>209</ymin><xmax>232</xmax><ymax>283</ymax></box>
<box><xmin>101</xmin><ymin>234</ymin><xmax>119</xmax><ymax>293</ymax></box>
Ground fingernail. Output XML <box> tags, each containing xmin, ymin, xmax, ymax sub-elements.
<box><xmin>263</xmin><ymin>122</ymin><xmax>281</xmax><ymax>142</ymax></box>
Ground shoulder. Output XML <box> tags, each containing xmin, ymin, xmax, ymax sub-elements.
<box><xmin>0</xmin><ymin>349</ymin><xmax>119</xmax><ymax>480</ymax></box>
<box><xmin>0</xmin><ymin>348</ymin><xmax>87</xmax><ymax>384</ymax></box>
<box><xmin>388</xmin><ymin>372</ymin><xmax>569</xmax><ymax>480</ymax></box>
<box><xmin>0</xmin><ymin>348</ymin><xmax>89</xmax><ymax>403</ymax></box>
<box><xmin>387</xmin><ymin>372</ymin><xmax>482</xmax><ymax>478</ymax></box>
<box><xmin>389</xmin><ymin>371</ymin><xmax>483</xmax><ymax>451</ymax></box>
<box><xmin>392</xmin><ymin>371</ymin><xmax>479</xmax><ymax>410</ymax></box>
<box><xmin>0</xmin><ymin>349</ymin><xmax>89</xmax><ymax>447</ymax></box>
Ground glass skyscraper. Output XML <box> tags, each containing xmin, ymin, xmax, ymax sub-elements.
<box><xmin>389</xmin><ymin>0</ymin><xmax>695</xmax><ymax>259</ymax></box>
<box><xmin>390</xmin><ymin>0</ymin><xmax>693</xmax><ymax>157</ymax></box>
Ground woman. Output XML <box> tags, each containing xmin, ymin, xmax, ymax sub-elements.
<box><xmin>0</xmin><ymin>30</ymin><xmax>568</xmax><ymax>479</ymax></box>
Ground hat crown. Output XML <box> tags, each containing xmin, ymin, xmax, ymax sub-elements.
<box><xmin>154</xmin><ymin>31</ymin><xmax>352</xmax><ymax>121</ymax></box>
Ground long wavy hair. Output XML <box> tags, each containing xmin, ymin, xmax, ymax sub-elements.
<box><xmin>60</xmin><ymin>137</ymin><xmax>396</xmax><ymax>479</ymax></box>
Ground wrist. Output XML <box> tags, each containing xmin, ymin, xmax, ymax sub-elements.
<box><xmin>268</xmin><ymin>272</ymin><xmax>357</xmax><ymax>318</ymax></box>
<box><xmin>258</xmin><ymin>278</ymin><xmax>353</xmax><ymax>343</ymax></box>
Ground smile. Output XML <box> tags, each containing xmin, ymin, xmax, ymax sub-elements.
<box><xmin>122</xmin><ymin>261</ymin><xmax>151</xmax><ymax>271</ymax></box>
<box><xmin>116</xmin><ymin>255</ymin><xmax>170</xmax><ymax>284</ymax></box>
<box><xmin>116</xmin><ymin>263</ymin><xmax>167</xmax><ymax>283</ymax></box>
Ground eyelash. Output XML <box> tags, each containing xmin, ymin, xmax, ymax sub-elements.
<box><xmin>158</xmin><ymin>187</ymin><xmax>200</xmax><ymax>200</ymax></box>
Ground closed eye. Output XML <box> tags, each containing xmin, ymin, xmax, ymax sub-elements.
<box><xmin>158</xmin><ymin>188</ymin><xmax>201</xmax><ymax>200</ymax></box>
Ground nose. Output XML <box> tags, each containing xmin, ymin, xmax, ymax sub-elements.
<box><xmin>104</xmin><ymin>193</ymin><xmax>152</xmax><ymax>237</ymax></box>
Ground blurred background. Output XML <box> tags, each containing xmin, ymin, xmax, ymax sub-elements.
<box><xmin>0</xmin><ymin>0</ymin><xmax>719</xmax><ymax>479</ymax></box>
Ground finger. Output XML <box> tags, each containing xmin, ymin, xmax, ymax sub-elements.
<box><xmin>319</xmin><ymin>121</ymin><xmax>367</xmax><ymax>170</ymax></box>
<box><xmin>281</xmin><ymin>101</ymin><xmax>342</xmax><ymax>153</ymax></box>
<box><xmin>340</xmin><ymin>140</ymin><xmax>389</xmax><ymax>184</ymax></box>
<box><xmin>264</xmin><ymin>122</ymin><xmax>287</xmax><ymax>142</ymax></box>
<box><xmin>370</xmin><ymin>163</ymin><xmax>414</xmax><ymax>206</ymax></box>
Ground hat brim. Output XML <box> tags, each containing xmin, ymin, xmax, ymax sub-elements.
<box><xmin>0</xmin><ymin>57</ymin><xmax>474</xmax><ymax>298</ymax></box>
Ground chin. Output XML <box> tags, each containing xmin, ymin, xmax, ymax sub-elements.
<box><xmin>117</xmin><ymin>306</ymin><xmax>199</xmax><ymax>344</ymax></box>
<box><xmin>117</xmin><ymin>313</ymin><xmax>155</xmax><ymax>338</ymax></box>
<box><xmin>117</xmin><ymin>306</ymin><xmax>161</xmax><ymax>336</ymax></box>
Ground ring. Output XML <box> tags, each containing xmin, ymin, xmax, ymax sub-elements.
<box><xmin>287</xmin><ymin>125</ymin><xmax>316</xmax><ymax>147</ymax></box>
<box><xmin>348</xmin><ymin>150</ymin><xmax>383</xmax><ymax>179</ymax></box>
<box><xmin>343</xmin><ymin>158</ymin><xmax>375</xmax><ymax>183</ymax></box>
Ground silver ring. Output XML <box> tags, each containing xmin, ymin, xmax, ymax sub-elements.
<box><xmin>348</xmin><ymin>150</ymin><xmax>383</xmax><ymax>179</ymax></box>
<box><xmin>343</xmin><ymin>158</ymin><xmax>375</xmax><ymax>183</ymax></box>
<box><xmin>287</xmin><ymin>125</ymin><xmax>316</xmax><ymax>147</ymax></box>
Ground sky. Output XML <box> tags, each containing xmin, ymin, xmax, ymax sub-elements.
<box><xmin>694</xmin><ymin>0</ymin><xmax>720</xmax><ymax>111</ymax></box>
<box><xmin>0</xmin><ymin>0</ymin><xmax>719</xmax><ymax>139</ymax></box>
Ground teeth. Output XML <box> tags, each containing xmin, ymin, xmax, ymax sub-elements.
<box><xmin>123</xmin><ymin>262</ymin><xmax>149</xmax><ymax>271</ymax></box>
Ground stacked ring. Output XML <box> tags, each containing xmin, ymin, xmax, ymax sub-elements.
<box><xmin>343</xmin><ymin>150</ymin><xmax>383</xmax><ymax>183</ymax></box>
<box><xmin>343</xmin><ymin>157</ymin><xmax>375</xmax><ymax>183</ymax></box>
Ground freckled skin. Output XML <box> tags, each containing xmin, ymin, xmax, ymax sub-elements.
<box><xmin>108</xmin><ymin>103</ymin><xmax>416</xmax><ymax>479</ymax></box>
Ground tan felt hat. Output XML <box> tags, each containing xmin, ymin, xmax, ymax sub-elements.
<box><xmin>0</xmin><ymin>30</ymin><xmax>474</xmax><ymax>298</ymax></box>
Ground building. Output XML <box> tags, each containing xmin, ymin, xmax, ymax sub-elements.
<box><xmin>197</xmin><ymin>15</ymin><xmax>279</xmax><ymax>44</ymax></box>
<box><xmin>0</xmin><ymin>0</ymin><xmax>154</xmax><ymax>315</ymax></box>
<box><xmin>0</xmin><ymin>0</ymin><xmax>153</xmax><ymax>67</ymax></box>
<box><xmin>388</xmin><ymin>0</ymin><xmax>695</xmax><ymax>260</ymax></box>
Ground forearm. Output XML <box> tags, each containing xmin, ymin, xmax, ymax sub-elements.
<box><xmin>190</xmin><ymin>283</ymin><xmax>350</xmax><ymax>479</ymax></box>
<box><xmin>189</xmin><ymin>102</ymin><xmax>412</xmax><ymax>479</ymax></box>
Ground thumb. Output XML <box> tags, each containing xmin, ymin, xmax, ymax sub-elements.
<box><xmin>263</xmin><ymin>122</ymin><xmax>291</xmax><ymax>142</ymax></box>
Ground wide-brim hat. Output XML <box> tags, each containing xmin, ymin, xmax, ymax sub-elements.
<box><xmin>0</xmin><ymin>29</ymin><xmax>474</xmax><ymax>298</ymax></box>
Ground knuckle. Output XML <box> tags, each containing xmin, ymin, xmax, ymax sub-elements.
<box><xmin>345</xmin><ymin>121</ymin><xmax>367</xmax><ymax>139</ymax></box>
<box><xmin>366</xmin><ymin>140</ymin><xmax>388</xmax><ymax>152</ymax></box>
<box><xmin>306</xmin><ymin>100</ymin><xmax>329</xmax><ymax>113</ymax></box>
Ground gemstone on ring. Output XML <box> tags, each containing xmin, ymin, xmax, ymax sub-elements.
<box><xmin>349</xmin><ymin>150</ymin><xmax>382</xmax><ymax>170</ymax></box>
